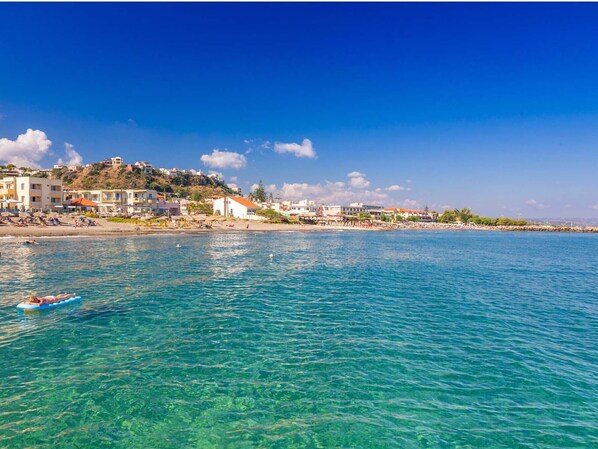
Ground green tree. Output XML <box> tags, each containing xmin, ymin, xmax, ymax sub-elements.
<box><xmin>257</xmin><ymin>208</ymin><xmax>289</xmax><ymax>223</ymax></box>
<box><xmin>190</xmin><ymin>191</ymin><xmax>204</xmax><ymax>202</ymax></box>
<box><xmin>454</xmin><ymin>208</ymin><xmax>473</xmax><ymax>223</ymax></box>
<box><xmin>250</xmin><ymin>180</ymin><xmax>267</xmax><ymax>202</ymax></box>
<box><xmin>437</xmin><ymin>210</ymin><xmax>457</xmax><ymax>223</ymax></box>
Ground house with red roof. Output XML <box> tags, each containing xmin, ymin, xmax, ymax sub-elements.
<box><xmin>213</xmin><ymin>196</ymin><xmax>262</xmax><ymax>220</ymax></box>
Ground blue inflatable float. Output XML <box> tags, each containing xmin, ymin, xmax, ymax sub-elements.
<box><xmin>17</xmin><ymin>296</ymin><xmax>82</xmax><ymax>311</ymax></box>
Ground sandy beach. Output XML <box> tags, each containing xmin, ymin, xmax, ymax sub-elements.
<box><xmin>1</xmin><ymin>217</ymin><xmax>596</xmax><ymax>239</ymax></box>
<box><xmin>0</xmin><ymin>217</ymin><xmax>382</xmax><ymax>238</ymax></box>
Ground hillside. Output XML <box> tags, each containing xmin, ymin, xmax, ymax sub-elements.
<box><xmin>51</xmin><ymin>163</ymin><xmax>233</xmax><ymax>199</ymax></box>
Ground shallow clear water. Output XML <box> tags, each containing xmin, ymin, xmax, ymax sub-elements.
<box><xmin>0</xmin><ymin>231</ymin><xmax>597</xmax><ymax>448</ymax></box>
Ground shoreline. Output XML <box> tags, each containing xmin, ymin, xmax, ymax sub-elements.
<box><xmin>1</xmin><ymin>218</ymin><xmax>597</xmax><ymax>239</ymax></box>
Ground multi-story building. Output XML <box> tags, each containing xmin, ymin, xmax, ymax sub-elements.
<box><xmin>0</xmin><ymin>176</ymin><xmax>63</xmax><ymax>211</ymax></box>
<box><xmin>65</xmin><ymin>188</ymin><xmax>158</xmax><ymax>215</ymax></box>
<box><xmin>111</xmin><ymin>156</ymin><xmax>123</xmax><ymax>167</ymax></box>
<box><xmin>287</xmin><ymin>200</ymin><xmax>317</xmax><ymax>216</ymax></box>
<box><xmin>320</xmin><ymin>202</ymin><xmax>384</xmax><ymax>217</ymax></box>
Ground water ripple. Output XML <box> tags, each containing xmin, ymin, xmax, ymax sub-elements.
<box><xmin>0</xmin><ymin>231</ymin><xmax>597</xmax><ymax>448</ymax></box>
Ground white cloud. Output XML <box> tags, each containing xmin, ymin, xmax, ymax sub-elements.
<box><xmin>250</xmin><ymin>183</ymin><xmax>277</xmax><ymax>194</ymax></box>
<box><xmin>229</xmin><ymin>176</ymin><xmax>238</xmax><ymax>182</ymax></box>
<box><xmin>0</xmin><ymin>113</ymin><xmax>6</xmax><ymax>120</ymax></box>
<box><xmin>401</xmin><ymin>199</ymin><xmax>419</xmax><ymax>208</ymax></box>
<box><xmin>271</xmin><ymin>180</ymin><xmax>389</xmax><ymax>205</ymax></box>
<box><xmin>526</xmin><ymin>199</ymin><xmax>548</xmax><ymax>209</ymax></box>
<box><xmin>276</xmin><ymin>183</ymin><xmax>326</xmax><ymax>199</ymax></box>
<box><xmin>57</xmin><ymin>142</ymin><xmax>83</xmax><ymax>166</ymax></box>
<box><xmin>590</xmin><ymin>205</ymin><xmax>598</xmax><ymax>210</ymax></box>
<box><xmin>386</xmin><ymin>184</ymin><xmax>405</xmax><ymax>191</ymax></box>
<box><xmin>274</xmin><ymin>138</ymin><xmax>317</xmax><ymax>159</ymax></box>
<box><xmin>244</xmin><ymin>139</ymin><xmax>271</xmax><ymax>155</ymax></box>
<box><xmin>200</xmin><ymin>149</ymin><xmax>246</xmax><ymax>170</ymax></box>
<box><xmin>347</xmin><ymin>171</ymin><xmax>370</xmax><ymax>189</ymax></box>
<box><xmin>0</xmin><ymin>129</ymin><xmax>52</xmax><ymax>168</ymax></box>
<box><xmin>441</xmin><ymin>204</ymin><xmax>452</xmax><ymax>210</ymax></box>
<box><xmin>350</xmin><ymin>177</ymin><xmax>370</xmax><ymax>189</ymax></box>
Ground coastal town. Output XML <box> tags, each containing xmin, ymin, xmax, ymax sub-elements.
<box><xmin>0</xmin><ymin>157</ymin><xmax>595</xmax><ymax>234</ymax></box>
<box><xmin>0</xmin><ymin>156</ymin><xmax>436</xmax><ymax>220</ymax></box>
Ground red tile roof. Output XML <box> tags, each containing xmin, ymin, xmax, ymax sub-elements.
<box><xmin>230</xmin><ymin>196</ymin><xmax>260</xmax><ymax>209</ymax></box>
<box><xmin>71</xmin><ymin>198</ymin><xmax>98</xmax><ymax>207</ymax></box>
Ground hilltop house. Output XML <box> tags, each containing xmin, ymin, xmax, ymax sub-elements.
<box><xmin>134</xmin><ymin>161</ymin><xmax>153</xmax><ymax>174</ymax></box>
<box><xmin>213</xmin><ymin>196</ymin><xmax>262</xmax><ymax>220</ymax></box>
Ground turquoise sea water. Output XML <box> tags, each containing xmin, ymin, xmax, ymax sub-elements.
<box><xmin>0</xmin><ymin>231</ymin><xmax>596</xmax><ymax>448</ymax></box>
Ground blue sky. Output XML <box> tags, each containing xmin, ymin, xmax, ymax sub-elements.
<box><xmin>1</xmin><ymin>3</ymin><xmax>597</xmax><ymax>217</ymax></box>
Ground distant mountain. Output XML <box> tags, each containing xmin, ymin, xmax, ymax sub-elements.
<box><xmin>51</xmin><ymin>163</ymin><xmax>233</xmax><ymax>199</ymax></box>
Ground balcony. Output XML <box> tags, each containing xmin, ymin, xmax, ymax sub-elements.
<box><xmin>132</xmin><ymin>198</ymin><xmax>155</xmax><ymax>204</ymax></box>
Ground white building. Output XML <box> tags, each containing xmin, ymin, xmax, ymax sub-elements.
<box><xmin>289</xmin><ymin>199</ymin><xmax>317</xmax><ymax>216</ymax></box>
<box><xmin>111</xmin><ymin>156</ymin><xmax>123</xmax><ymax>167</ymax></box>
<box><xmin>321</xmin><ymin>203</ymin><xmax>384</xmax><ymax>216</ymax></box>
<box><xmin>213</xmin><ymin>196</ymin><xmax>262</xmax><ymax>220</ymax></box>
<box><xmin>134</xmin><ymin>161</ymin><xmax>153</xmax><ymax>174</ymax></box>
<box><xmin>383</xmin><ymin>207</ymin><xmax>433</xmax><ymax>221</ymax></box>
<box><xmin>258</xmin><ymin>201</ymin><xmax>284</xmax><ymax>214</ymax></box>
<box><xmin>0</xmin><ymin>176</ymin><xmax>63</xmax><ymax>211</ymax></box>
<box><xmin>66</xmin><ymin>188</ymin><xmax>158</xmax><ymax>215</ymax></box>
<box><xmin>208</xmin><ymin>172</ymin><xmax>223</xmax><ymax>182</ymax></box>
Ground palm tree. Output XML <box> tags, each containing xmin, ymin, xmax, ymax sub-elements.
<box><xmin>454</xmin><ymin>207</ymin><xmax>473</xmax><ymax>223</ymax></box>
